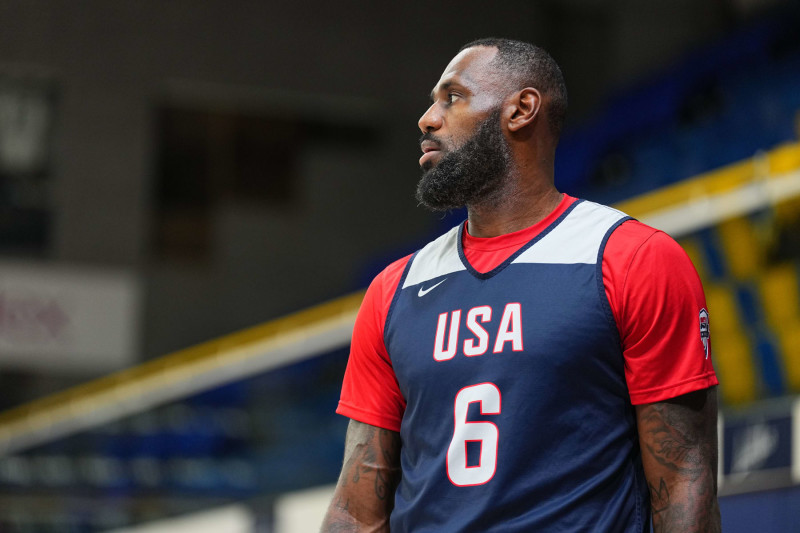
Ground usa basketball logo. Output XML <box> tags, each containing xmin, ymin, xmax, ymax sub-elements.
<box><xmin>699</xmin><ymin>308</ymin><xmax>710</xmax><ymax>359</ymax></box>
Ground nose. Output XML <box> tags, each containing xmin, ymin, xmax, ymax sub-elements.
<box><xmin>418</xmin><ymin>103</ymin><xmax>443</xmax><ymax>133</ymax></box>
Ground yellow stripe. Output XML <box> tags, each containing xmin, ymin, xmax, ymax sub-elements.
<box><xmin>704</xmin><ymin>283</ymin><xmax>758</xmax><ymax>404</ymax></box>
<box><xmin>677</xmin><ymin>237</ymin><xmax>707</xmax><ymax>280</ymax></box>
<box><xmin>0</xmin><ymin>290</ymin><xmax>365</xmax><ymax>428</ymax></box>
<box><xmin>776</xmin><ymin>325</ymin><xmax>800</xmax><ymax>391</ymax></box>
<box><xmin>616</xmin><ymin>142</ymin><xmax>800</xmax><ymax>219</ymax></box>
<box><xmin>716</xmin><ymin>217</ymin><xmax>763</xmax><ymax>280</ymax></box>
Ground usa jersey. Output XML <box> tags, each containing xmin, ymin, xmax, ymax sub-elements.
<box><xmin>338</xmin><ymin>197</ymin><xmax>718</xmax><ymax>532</ymax></box>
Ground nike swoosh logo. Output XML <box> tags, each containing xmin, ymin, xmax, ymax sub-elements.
<box><xmin>418</xmin><ymin>279</ymin><xmax>446</xmax><ymax>297</ymax></box>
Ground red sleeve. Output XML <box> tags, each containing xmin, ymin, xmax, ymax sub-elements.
<box><xmin>603</xmin><ymin>220</ymin><xmax>718</xmax><ymax>405</ymax></box>
<box><xmin>336</xmin><ymin>255</ymin><xmax>411</xmax><ymax>431</ymax></box>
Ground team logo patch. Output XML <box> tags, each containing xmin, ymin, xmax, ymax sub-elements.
<box><xmin>699</xmin><ymin>308</ymin><xmax>710</xmax><ymax>359</ymax></box>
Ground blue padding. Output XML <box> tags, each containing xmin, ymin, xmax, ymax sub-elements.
<box><xmin>697</xmin><ymin>229</ymin><xmax>727</xmax><ymax>280</ymax></box>
<box><xmin>556</xmin><ymin>13</ymin><xmax>791</xmax><ymax>195</ymax></box>
<box><xmin>720</xmin><ymin>485</ymin><xmax>800</xmax><ymax>533</ymax></box>
<box><xmin>735</xmin><ymin>285</ymin><xmax>786</xmax><ymax>396</ymax></box>
<box><xmin>755</xmin><ymin>335</ymin><xmax>786</xmax><ymax>397</ymax></box>
<box><xmin>735</xmin><ymin>285</ymin><xmax>761</xmax><ymax>325</ymax></box>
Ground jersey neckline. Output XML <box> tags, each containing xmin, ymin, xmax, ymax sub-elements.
<box><xmin>462</xmin><ymin>194</ymin><xmax>577</xmax><ymax>252</ymax></box>
<box><xmin>456</xmin><ymin>196</ymin><xmax>584</xmax><ymax>280</ymax></box>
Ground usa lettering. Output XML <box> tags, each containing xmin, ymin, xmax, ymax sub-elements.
<box><xmin>433</xmin><ymin>303</ymin><xmax>523</xmax><ymax>361</ymax></box>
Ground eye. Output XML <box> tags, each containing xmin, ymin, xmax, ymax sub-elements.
<box><xmin>445</xmin><ymin>92</ymin><xmax>460</xmax><ymax>105</ymax></box>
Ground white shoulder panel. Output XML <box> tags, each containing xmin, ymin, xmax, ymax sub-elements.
<box><xmin>402</xmin><ymin>225</ymin><xmax>466</xmax><ymax>288</ymax></box>
<box><xmin>512</xmin><ymin>201</ymin><xmax>628</xmax><ymax>265</ymax></box>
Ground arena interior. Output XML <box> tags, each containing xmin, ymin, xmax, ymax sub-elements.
<box><xmin>0</xmin><ymin>0</ymin><xmax>799</xmax><ymax>531</ymax></box>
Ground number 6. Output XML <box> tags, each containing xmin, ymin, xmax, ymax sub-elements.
<box><xmin>447</xmin><ymin>382</ymin><xmax>501</xmax><ymax>486</ymax></box>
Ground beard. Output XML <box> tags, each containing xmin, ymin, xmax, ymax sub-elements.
<box><xmin>415</xmin><ymin>109</ymin><xmax>511</xmax><ymax>211</ymax></box>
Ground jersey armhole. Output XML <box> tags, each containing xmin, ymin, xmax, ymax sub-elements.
<box><xmin>336</xmin><ymin>400</ymin><xmax>403</xmax><ymax>432</ymax></box>
<box><xmin>383</xmin><ymin>251</ymin><xmax>418</xmax><ymax>348</ymax></box>
<box><xmin>595</xmin><ymin>216</ymin><xmax>634</xmax><ymax>349</ymax></box>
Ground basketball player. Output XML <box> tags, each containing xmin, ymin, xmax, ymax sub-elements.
<box><xmin>321</xmin><ymin>38</ymin><xmax>720</xmax><ymax>532</ymax></box>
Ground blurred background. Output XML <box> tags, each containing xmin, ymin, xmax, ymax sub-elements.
<box><xmin>0</xmin><ymin>0</ymin><xmax>798</xmax><ymax>530</ymax></box>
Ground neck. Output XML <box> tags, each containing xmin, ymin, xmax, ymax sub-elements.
<box><xmin>465</xmin><ymin>170</ymin><xmax>562</xmax><ymax>238</ymax></box>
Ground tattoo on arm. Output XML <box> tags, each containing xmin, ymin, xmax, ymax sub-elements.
<box><xmin>648</xmin><ymin>477</ymin><xmax>670</xmax><ymax>515</ymax></box>
<box><xmin>636</xmin><ymin>387</ymin><xmax>721</xmax><ymax>533</ymax></box>
<box><xmin>321</xmin><ymin>420</ymin><xmax>401</xmax><ymax>532</ymax></box>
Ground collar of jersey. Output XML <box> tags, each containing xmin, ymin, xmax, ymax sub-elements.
<box><xmin>457</xmin><ymin>195</ymin><xmax>582</xmax><ymax>280</ymax></box>
<box><xmin>462</xmin><ymin>194</ymin><xmax>576</xmax><ymax>251</ymax></box>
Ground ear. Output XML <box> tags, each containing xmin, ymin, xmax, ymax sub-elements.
<box><xmin>506</xmin><ymin>88</ymin><xmax>541</xmax><ymax>132</ymax></box>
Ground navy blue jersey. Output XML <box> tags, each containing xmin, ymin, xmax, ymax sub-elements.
<box><xmin>383</xmin><ymin>200</ymin><xmax>648</xmax><ymax>532</ymax></box>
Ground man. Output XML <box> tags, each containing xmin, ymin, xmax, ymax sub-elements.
<box><xmin>322</xmin><ymin>38</ymin><xmax>720</xmax><ymax>532</ymax></box>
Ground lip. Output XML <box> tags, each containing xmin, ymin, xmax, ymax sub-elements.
<box><xmin>419</xmin><ymin>149</ymin><xmax>441</xmax><ymax>166</ymax></box>
<box><xmin>420</xmin><ymin>140</ymin><xmax>442</xmax><ymax>166</ymax></box>
<box><xmin>421</xmin><ymin>140</ymin><xmax>441</xmax><ymax>154</ymax></box>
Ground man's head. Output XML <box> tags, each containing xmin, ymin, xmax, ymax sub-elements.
<box><xmin>461</xmin><ymin>38</ymin><xmax>568</xmax><ymax>138</ymax></box>
<box><xmin>416</xmin><ymin>39</ymin><xmax>567</xmax><ymax>211</ymax></box>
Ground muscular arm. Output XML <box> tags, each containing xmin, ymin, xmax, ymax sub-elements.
<box><xmin>636</xmin><ymin>387</ymin><xmax>721</xmax><ymax>533</ymax></box>
<box><xmin>321</xmin><ymin>419</ymin><xmax>401</xmax><ymax>532</ymax></box>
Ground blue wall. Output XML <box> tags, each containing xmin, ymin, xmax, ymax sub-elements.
<box><xmin>719</xmin><ymin>485</ymin><xmax>800</xmax><ymax>532</ymax></box>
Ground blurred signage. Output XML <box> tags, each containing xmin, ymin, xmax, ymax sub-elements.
<box><xmin>0</xmin><ymin>262</ymin><xmax>139</xmax><ymax>372</ymax></box>
<box><xmin>724</xmin><ymin>415</ymin><xmax>792</xmax><ymax>475</ymax></box>
<box><xmin>721</xmin><ymin>410</ymin><xmax>794</xmax><ymax>494</ymax></box>
<box><xmin>0</xmin><ymin>72</ymin><xmax>57</xmax><ymax>253</ymax></box>
<box><xmin>0</xmin><ymin>74</ymin><xmax>54</xmax><ymax>175</ymax></box>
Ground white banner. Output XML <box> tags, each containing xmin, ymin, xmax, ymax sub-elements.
<box><xmin>104</xmin><ymin>504</ymin><xmax>254</xmax><ymax>533</ymax></box>
<box><xmin>275</xmin><ymin>485</ymin><xmax>335</xmax><ymax>533</ymax></box>
<box><xmin>0</xmin><ymin>262</ymin><xmax>140</xmax><ymax>373</ymax></box>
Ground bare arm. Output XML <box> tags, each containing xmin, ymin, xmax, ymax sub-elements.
<box><xmin>321</xmin><ymin>419</ymin><xmax>402</xmax><ymax>532</ymax></box>
<box><xmin>636</xmin><ymin>386</ymin><xmax>721</xmax><ymax>533</ymax></box>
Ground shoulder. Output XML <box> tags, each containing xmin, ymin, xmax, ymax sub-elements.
<box><xmin>601</xmin><ymin>219</ymin><xmax>703</xmax><ymax>337</ymax></box>
<box><xmin>560</xmin><ymin>199</ymin><xmax>632</xmax><ymax>251</ymax></box>
<box><xmin>605</xmin><ymin>219</ymin><xmax>659</xmax><ymax>260</ymax></box>
<box><xmin>402</xmin><ymin>224</ymin><xmax>464</xmax><ymax>289</ymax></box>
<box><xmin>350</xmin><ymin>254</ymin><xmax>414</xmax><ymax>363</ymax></box>
<box><xmin>370</xmin><ymin>223</ymin><xmax>463</xmax><ymax>298</ymax></box>
<box><xmin>604</xmin><ymin>219</ymin><xmax>694</xmax><ymax>274</ymax></box>
<box><xmin>365</xmin><ymin>253</ymin><xmax>414</xmax><ymax>317</ymax></box>
<box><xmin>375</xmin><ymin>253</ymin><xmax>414</xmax><ymax>288</ymax></box>
<box><xmin>608</xmin><ymin>218</ymin><xmax>661</xmax><ymax>244</ymax></box>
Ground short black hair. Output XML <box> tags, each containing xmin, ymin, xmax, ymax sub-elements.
<box><xmin>459</xmin><ymin>38</ymin><xmax>568</xmax><ymax>138</ymax></box>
